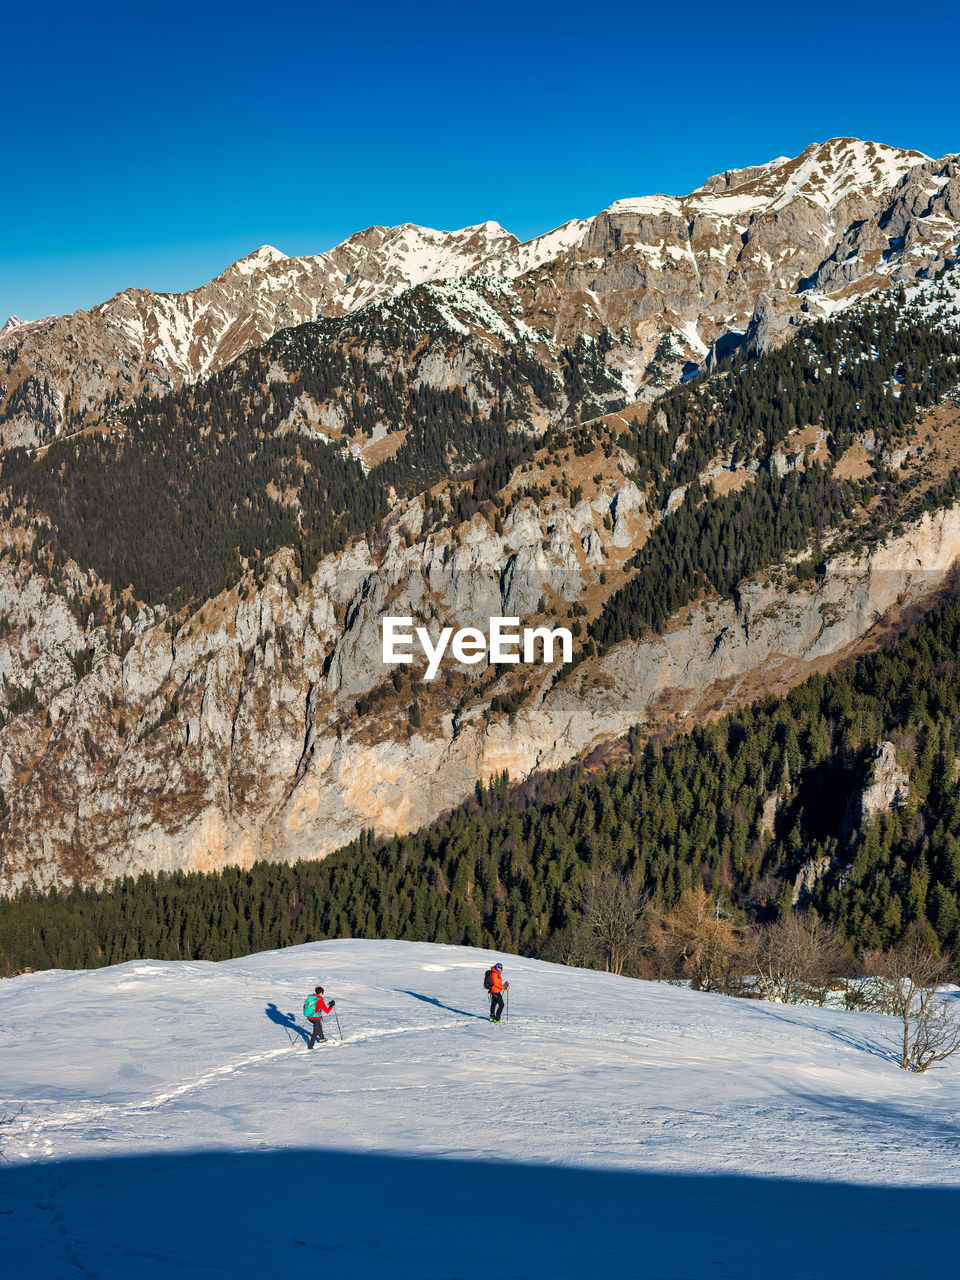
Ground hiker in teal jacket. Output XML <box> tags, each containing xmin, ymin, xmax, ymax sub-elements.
<box><xmin>304</xmin><ymin>986</ymin><xmax>335</xmax><ymax>1048</ymax></box>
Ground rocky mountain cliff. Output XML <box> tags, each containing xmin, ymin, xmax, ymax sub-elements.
<box><xmin>3</xmin><ymin>139</ymin><xmax>958</xmax><ymax>449</ymax></box>
<box><xmin>1</xmin><ymin>137</ymin><xmax>960</xmax><ymax>890</ymax></box>
<box><xmin>2</xmin><ymin>411</ymin><xmax>959</xmax><ymax>890</ymax></box>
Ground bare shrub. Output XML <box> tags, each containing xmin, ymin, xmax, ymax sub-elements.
<box><xmin>862</xmin><ymin>939</ymin><xmax>960</xmax><ymax>1072</ymax></box>
<box><xmin>574</xmin><ymin>864</ymin><xmax>647</xmax><ymax>975</ymax></box>
<box><xmin>0</xmin><ymin>1106</ymin><xmax>23</xmax><ymax>1163</ymax></box>
<box><xmin>752</xmin><ymin>912</ymin><xmax>848</xmax><ymax>1006</ymax></box>
<box><xmin>543</xmin><ymin>920</ymin><xmax>599</xmax><ymax>971</ymax></box>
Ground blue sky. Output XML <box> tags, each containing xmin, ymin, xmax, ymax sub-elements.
<box><xmin>3</xmin><ymin>0</ymin><xmax>957</xmax><ymax>321</ymax></box>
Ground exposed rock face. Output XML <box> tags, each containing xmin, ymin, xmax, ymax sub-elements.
<box><xmin>532</xmin><ymin>138</ymin><xmax>960</xmax><ymax>395</ymax></box>
<box><xmin>0</xmin><ymin>225</ymin><xmax>526</xmax><ymax>448</ymax></box>
<box><xmin>0</xmin><ymin>317</ymin><xmax>28</xmax><ymax>349</ymax></box>
<box><xmin>759</xmin><ymin>791</ymin><xmax>781</xmax><ymax>839</ymax></box>
<box><xmin>2</xmin><ymin>481</ymin><xmax>959</xmax><ymax>890</ymax></box>
<box><xmin>2</xmin><ymin>135</ymin><xmax>960</xmax><ymax>891</ymax></box>
<box><xmin>3</xmin><ymin>138</ymin><xmax>960</xmax><ymax>446</ymax></box>
<box><xmin>745</xmin><ymin>295</ymin><xmax>798</xmax><ymax>358</ymax></box>
<box><xmin>792</xmin><ymin>855</ymin><xmax>833</xmax><ymax>907</ymax></box>
<box><xmin>859</xmin><ymin>741</ymin><xmax>910</xmax><ymax>825</ymax></box>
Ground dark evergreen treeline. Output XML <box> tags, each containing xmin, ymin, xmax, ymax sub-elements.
<box><xmin>591</xmin><ymin>464</ymin><xmax>960</xmax><ymax>650</ymax></box>
<box><xmin>0</xmin><ymin>286</ymin><xmax>622</xmax><ymax>609</ymax></box>
<box><xmin>623</xmin><ymin>292</ymin><xmax>960</xmax><ymax>505</ymax></box>
<box><xmin>8</xmin><ymin>591</ymin><xmax>960</xmax><ymax>973</ymax></box>
<box><xmin>591</xmin><ymin>294</ymin><xmax>960</xmax><ymax>647</ymax></box>
<box><xmin>592</xmin><ymin>468</ymin><xmax>856</xmax><ymax>645</ymax></box>
<box><xmin>0</xmin><ymin>413</ymin><xmax>360</xmax><ymax>608</ymax></box>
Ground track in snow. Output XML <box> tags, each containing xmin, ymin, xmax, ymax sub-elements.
<box><xmin>3</xmin><ymin>938</ymin><xmax>960</xmax><ymax>1279</ymax></box>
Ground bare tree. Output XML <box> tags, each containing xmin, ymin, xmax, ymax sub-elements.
<box><xmin>0</xmin><ymin>1106</ymin><xmax>23</xmax><ymax>1163</ymax></box>
<box><xmin>863</xmin><ymin>940</ymin><xmax>960</xmax><ymax>1072</ymax></box>
<box><xmin>752</xmin><ymin>912</ymin><xmax>847</xmax><ymax>1006</ymax></box>
<box><xmin>543</xmin><ymin>920</ymin><xmax>598</xmax><ymax>971</ymax></box>
<box><xmin>574</xmin><ymin>864</ymin><xmax>647</xmax><ymax>975</ymax></box>
<box><xmin>647</xmin><ymin>885</ymin><xmax>748</xmax><ymax>993</ymax></box>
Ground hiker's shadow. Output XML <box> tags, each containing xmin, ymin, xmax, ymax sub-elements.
<box><xmin>266</xmin><ymin>1003</ymin><xmax>310</xmax><ymax>1044</ymax></box>
<box><xmin>396</xmin><ymin>989</ymin><xmax>487</xmax><ymax>1020</ymax></box>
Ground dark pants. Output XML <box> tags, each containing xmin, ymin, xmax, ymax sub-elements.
<box><xmin>308</xmin><ymin>1019</ymin><xmax>325</xmax><ymax>1047</ymax></box>
<box><xmin>489</xmin><ymin>993</ymin><xmax>504</xmax><ymax>1022</ymax></box>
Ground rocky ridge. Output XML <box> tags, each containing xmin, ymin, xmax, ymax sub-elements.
<box><xmin>2</xmin><ymin>425</ymin><xmax>960</xmax><ymax>890</ymax></box>
<box><xmin>858</xmin><ymin>740</ymin><xmax>911</xmax><ymax>825</ymax></box>
<box><xmin>3</xmin><ymin>138</ymin><xmax>959</xmax><ymax>448</ymax></box>
<box><xmin>2</xmin><ymin>138</ymin><xmax>960</xmax><ymax>889</ymax></box>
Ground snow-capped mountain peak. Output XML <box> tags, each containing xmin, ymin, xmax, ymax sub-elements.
<box><xmin>0</xmin><ymin>314</ymin><xmax>26</xmax><ymax>348</ymax></box>
<box><xmin>2</xmin><ymin>136</ymin><xmax>958</xmax><ymax>451</ymax></box>
<box><xmin>763</xmin><ymin>137</ymin><xmax>930</xmax><ymax>211</ymax></box>
<box><xmin>0</xmin><ymin>312</ymin><xmax>55</xmax><ymax>351</ymax></box>
<box><xmin>227</xmin><ymin>244</ymin><xmax>290</xmax><ymax>275</ymax></box>
<box><xmin>608</xmin><ymin>138</ymin><xmax>931</xmax><ymax>222</ymax></box>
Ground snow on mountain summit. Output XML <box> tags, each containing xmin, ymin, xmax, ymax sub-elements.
<box><xmin>227</xmin><ymin>244</ymin><xmax>289</xmax><ymax>275</ymax></box>
<box><xmin>609</xmin><ymin>138</ymin><xmax>930</xmax><ymax>221</ymax></box>
<box><xmin>695</xmin><ymin>154</ymin><xmax>792</xmax><ymax>194</ymax></box>
<box><xmin>2</xmin><ymin>135</ymin><xmax>959</xmax><ymax>452</ymax></box>
<box><xmin>2</xmin><ymin>939</ymin><xmax>959</xmax><ymax>1278</ymax></box>
<box><xmin>764</xmin><ymin>137</ymin><xmax>930</xmax><ymax>211</ymax></box>
<box><xmin>0</xmin><ymin>314</ymin><xmax>27</xmax><ymax>348</ymax></box>
<box><xmin>328</xmin><ymin>219</ymin><xmax>518</xmax><ymax>292</ymax></box>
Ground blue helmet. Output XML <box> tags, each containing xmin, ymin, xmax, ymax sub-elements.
<box><xmin>494</xmin><ymin>963</ymin><xmax>502</xmax><ymax>971</ymax></box>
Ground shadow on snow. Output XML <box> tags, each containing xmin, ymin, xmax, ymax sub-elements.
<box><xmin>395</xmin><ymin>988</ymin><xmax>488</xmax><ymax>1020</ymax></box>
<box><xmin>741</xmin><ymin>999</ymin><xmax>897</xmax><ymax>1064</ymax></box>
<box><xmin>264</xmin><ymin>1003</ymin><xmax>310</xmax><ymax>1045</ymax></box>
<box><xmin>3</xmin><ymin>1147</ymin><xmax>960</xmax><ymax>1280</ymax></box>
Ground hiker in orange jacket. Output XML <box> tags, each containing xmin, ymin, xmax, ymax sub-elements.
<box><xmin>487</xmin><ymin>962</ymin><xmax>509</xmax><ymax>1022</ymax></box>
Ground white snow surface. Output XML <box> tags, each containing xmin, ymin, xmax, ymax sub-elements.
<box><xmin>3</xmin><ymin>938</ymin><xmax>960</xmax><ymax>1278</ymax></box>
<box><xmin>229</xmin><ymin>244</ymin><xmax>289</xmax><ymax>274</ymax></box>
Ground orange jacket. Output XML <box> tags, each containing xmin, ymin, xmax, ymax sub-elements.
<box><xmin>490</xmin><ymin>968</ymin><xmax>505</xmax><ymax>995</ymax></box>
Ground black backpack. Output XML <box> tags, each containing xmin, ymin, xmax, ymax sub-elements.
<box><xmin>483</xmin><ymin>968</ymin><xmax>493</xmax><ymax>991</ymax></box>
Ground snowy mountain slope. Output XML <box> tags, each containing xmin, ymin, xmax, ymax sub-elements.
<box><xmin>0</xmin><ymin>222</ymin><xmax>518</xmax><ymax>450</ymax></box>
<box><xmin>2</xmin><ymin>137</ymin><xmax>958</xmax><ymax>448</ymax></box>
<box><xmin>613</xmin><ymin>138</ymin><xmax>927</xmax><ymax>219</ymax></box>
<box><xmin>2</xmin><ymin>940</ymin><xmax>960</xmax><ymax>1278</ymax></box>
<box><xmin>0</xmin><ymin>219</ymin><xmax>586</xmax><ymax>451</ymax></box>
<box><xmin>559</xmin><ymin>137</ymin><xmax>960</xmax><ymax>379</ymax></box>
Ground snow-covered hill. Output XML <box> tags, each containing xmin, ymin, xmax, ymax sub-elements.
<box><xmin>2</xmin><ymin>940</ymin><xmax>960</xmax><ymax>1278</ymax></box>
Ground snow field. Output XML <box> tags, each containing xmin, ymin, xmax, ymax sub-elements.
<box><xmin>2</xmin><ymin>939</ymin><xmax>960</xmax><ymax>1278</ymax></box>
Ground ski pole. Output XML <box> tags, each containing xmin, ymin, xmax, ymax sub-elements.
<box><xmin>505</xmin><ymin>987</ymin><xmax>509</xmax><ymax>1024</ymax></box>
<box><xmin>334</xmin><ymin>1008</ymin><xmax>343</xmax><ymax>1041</ymax></box>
